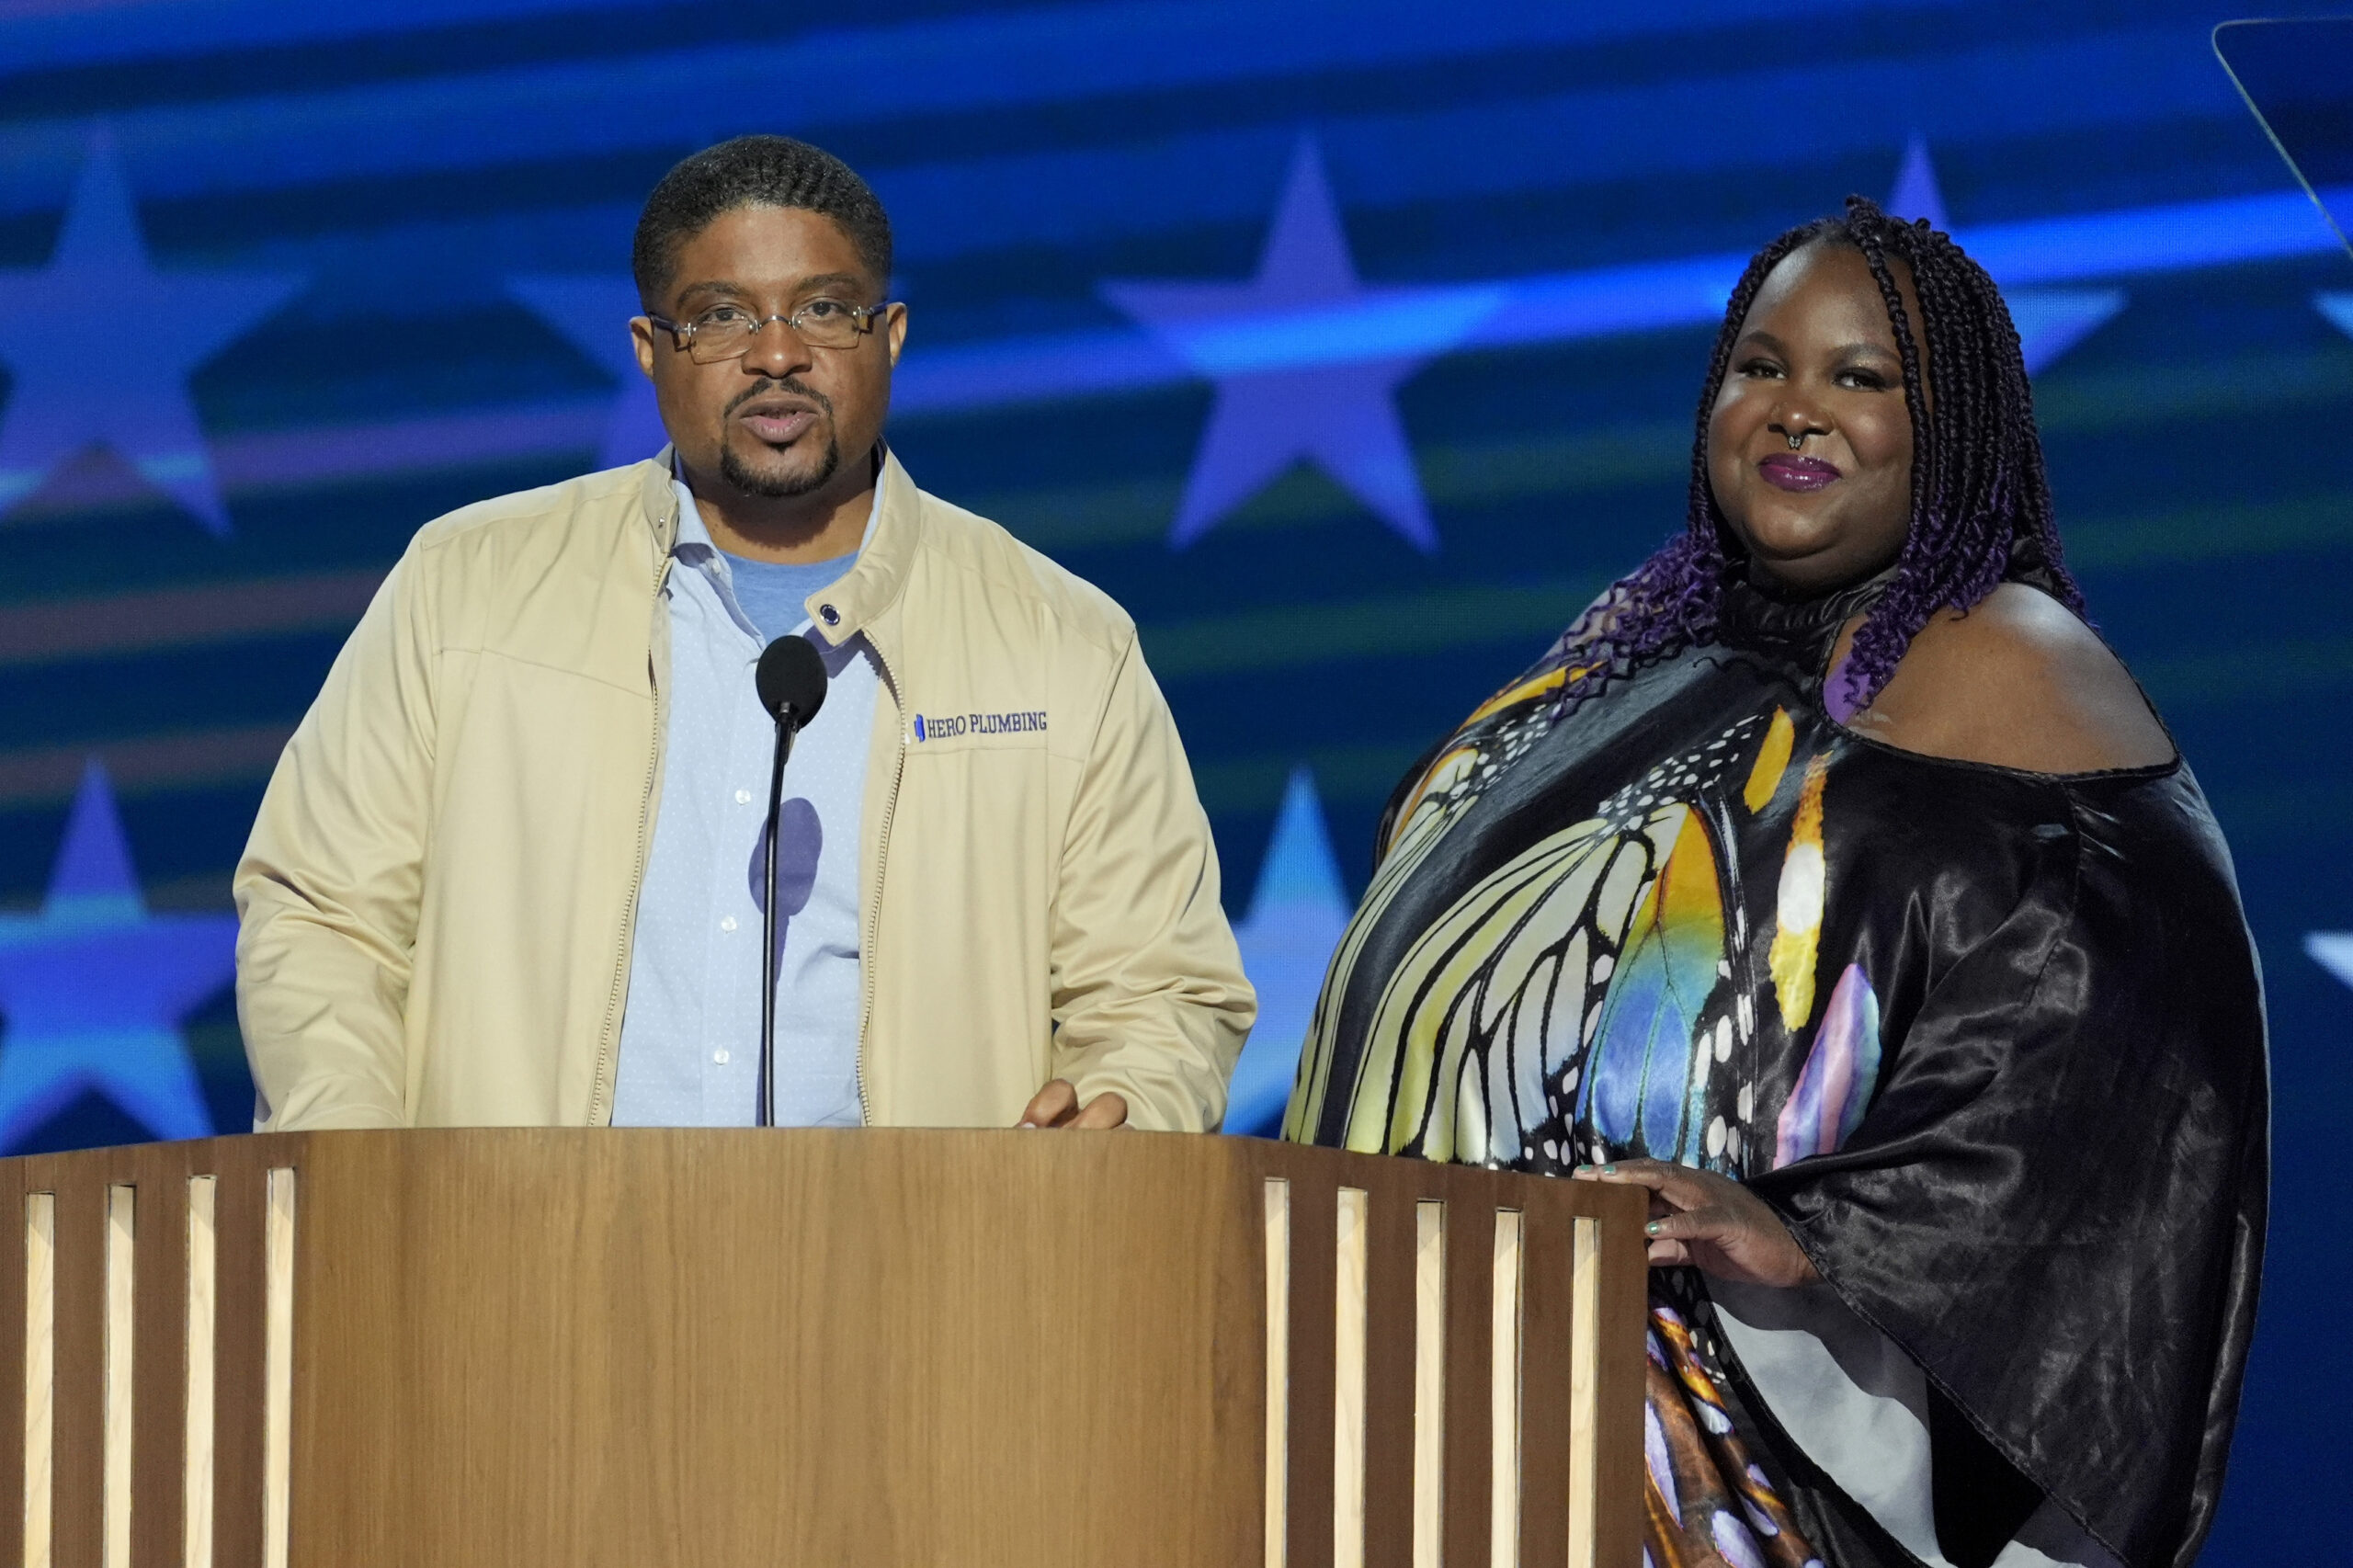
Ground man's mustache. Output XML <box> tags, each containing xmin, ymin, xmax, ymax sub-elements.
<box><xmin>724</xmin><ymin>378</ymin><xmax>834</xmax><ymax>418</ymax></box>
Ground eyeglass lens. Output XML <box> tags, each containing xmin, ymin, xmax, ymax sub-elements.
<box><xmin>686</xmin><ymin>305</ymin><xmax>873</xmax><ymax>361</ymax></box>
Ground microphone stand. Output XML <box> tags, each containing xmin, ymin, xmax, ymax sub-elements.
<box><xmin>756</xmin><ymin>708</ymin><xmax>805</xmax><ymax>1129</ymax></box>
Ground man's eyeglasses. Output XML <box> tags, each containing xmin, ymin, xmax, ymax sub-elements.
<box><xmin>645</xmin><ymin>300</ymin><xmax>892</xmax><ymax>363</ymax></box>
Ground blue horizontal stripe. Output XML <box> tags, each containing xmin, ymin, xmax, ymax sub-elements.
<box><xmin>1963</xmin><ymin>189</ymin><xmax>2353</xmax><ymax>279</ymax></box>
<box><xmin>0</xmin><ymin>0</ymin><xmax>655</xmax><ymax>76</ymax></box>
<box><xmin>4</xmin><ymin>0</ymin><xmax>1978</xmax><ymax>81</ymax></box>
<box><xmin>896</xmin><ymin>331</ymin><xmax>1187</xmax><ymax>412</ymax></box>
<box><xmin>893</xmin><ymin>187</ymin><xmax>2348</xmax><ymax>412</ymax></box>
<box><xmin>871</xmin><ymin>27</ymin><xmax>2248</xmax><ymax>266</ymax></box>
<box><xmin>1469</xmin><ymin>256</ymin><xmax>1750</xmax><ymax>346</ymax></box>
<box><xmin>0</xmin><ymin>18</ymin><xmax>2232</xmax><ymax>229</ymax></box>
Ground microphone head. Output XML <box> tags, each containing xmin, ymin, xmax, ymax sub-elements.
<box><xmin>756</xmin><ymin>635</ymin><xmax>829</xmax><ymax>726</ymax></box>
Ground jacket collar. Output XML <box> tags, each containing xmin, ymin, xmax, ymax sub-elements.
<box><xmin>639</xmin><ymin>443</ymin><xmax>917</xmax><ymax>642</ymax></box>
<box><xmin>639</xmin><ymin>449</ymin><xmax>683</xmax><ymax>565</ymax></box>
<box><xmin>794</xmin><ymin>446</ymin><xmax>917</xmax><ymax>645</ymax></box>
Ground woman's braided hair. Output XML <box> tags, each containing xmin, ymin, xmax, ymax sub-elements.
<box><xmin>1541</xmin><ymin>195</ymin><xmax>2083</xmax><ymax>720</ymax></box>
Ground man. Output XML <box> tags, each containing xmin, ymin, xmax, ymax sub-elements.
<box><xmin>235</xmin><ymin>136</ymin><xmax>1253</xmax><ymax>1133</ymax></box>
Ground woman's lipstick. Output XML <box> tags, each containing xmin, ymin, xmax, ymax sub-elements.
<box><xmin>1758</xmin><ymin>454</ymin><xmax>1840</xmax><ymax>493</ymax></box>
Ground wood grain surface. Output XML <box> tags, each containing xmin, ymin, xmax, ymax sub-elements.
<box><xmin>0</xmin><ymin>1130</ymin><xmax>1648</xmax><ymax>1568</ymax></box>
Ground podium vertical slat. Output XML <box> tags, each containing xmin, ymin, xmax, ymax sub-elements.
<box><xmin>210</xmin><ymin>1154</ymin><xmax>267</xmax><ymax>1568</ymax></box>
<box><xmin>1513</xmin><ymin>1199</ymin><xmax>1574</xmax><ymax>1568</ymax></box>
<box><xmin>0</xmin><ymin>1161</ymin><xmax>23</xmax><ymax>1568</ymax></box>
<box><xmin>1486</xmin><ymin>1211</ymin><xmax>1523</xmax><ymax>1568</ymax></box>
<box><xmin>1358</xmin><ymin>1179</ymin><xmax>1416</xmax><ymax>1568</ymax></box>
<box><xmin>1409</xmin><ymin>1202</ymin><xmax>1447</xmax><ymax>1568</ymax></box>
<box><xmin>259</xmin><ymin>1168</ymin><xmax>296</xmax><ymax>1568</ymax></box>
<box><xmin>1441</xmin><ymin>1196</ymin><xmax>1493</xmax><ymax>1568</ymax></box>
<box><xmin>21</xmin><ymin>1189</ymin><xmax>52</xmax><ymax>1568</ymax></box>
<box><xmin>180</xmin><ymin>1176</ymin><xmax>216</xmax><ymax>1568</ymax></box>
<box><xmin>47</xmin><ymin>1173</ymin><xmax>103</xmax><ymax>1568</ymax></box>
<box><xmin>1587</xmin><ymin>1206</ymin><xmax>1650</xmax><ymax>1568</ymax></box>
<box><xmin>1331</xmin><ymin>1188</ymin><xmax>1370</xmax><ymax>1568</ymax></box>
<box><xmin>1565</xmin><ymin>1217</ymin><xmax>1604</xmax><ymax>1568</ymax></box>
<box><xmin>1285</xmin><ymin>1168</ymin><xmax>1337</xmax><ymax>1568</ymax></box>
<box><xmin>101</xmin><ymin>1185</ymin><xmax>133</xmax><ymax>1568</ymax></box>
<box><xmin>1264</xmin><ymin>1178</ymin><xmax>1290</xmax><ymax>1568</ymax></box>
<box><xmin>129</xmin><ymin>1153</ymin><xmax>189</xmax><ymax>1568</ymax></box>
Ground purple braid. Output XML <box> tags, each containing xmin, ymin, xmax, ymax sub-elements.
<box><xmin>1542</xmin><ymin>195</ymin><xmax>2084</xmax><ymax>722</ymax></box>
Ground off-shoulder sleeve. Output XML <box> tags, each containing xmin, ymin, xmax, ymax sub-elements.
<box><xmin>1748</xmin><ymin>767</ymin><xmax>2268</xmax><ymax>1568</ymax></box>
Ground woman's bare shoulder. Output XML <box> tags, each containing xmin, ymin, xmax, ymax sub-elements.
<box><xmin>1843</xmin><ymin>583</ymin><xmax>2177</xmax><ymax>773</ymax></box>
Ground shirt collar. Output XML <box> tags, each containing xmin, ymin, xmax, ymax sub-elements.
<box><xmin>668</xmin><ymin>451</ymin><xmax>882</xmax><ymax>565</ymax></box>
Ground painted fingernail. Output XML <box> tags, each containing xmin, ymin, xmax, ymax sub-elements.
<box><xmin>1644</xmin><ymin>1221</ymin><xmax>1662</xmax><ymax>1236</ymax></box>
<box><xmin>1602</xmin><ymin>1164</ymin><xmax>1619</xmax><ymax>1176</ymax></box>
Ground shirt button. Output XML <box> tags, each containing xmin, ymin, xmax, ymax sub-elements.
<box><xmin>713</xmin><ymin>1049</ymin><xmax>730</xmax><ymax>1064</ymax></box>
<box><xmin>720</xmin><ymin>915</ymin><xmax>737</xmax><ymax>932</ymax></box>
<box><xmin>819</xmin><ymin>604</ymin><xmax>839</xmax><ymax>626</ymax></box>
<box><xmin>735</xmin><ymin>789</ymin><xmax>752</xmax><ymax>805</ymax></box>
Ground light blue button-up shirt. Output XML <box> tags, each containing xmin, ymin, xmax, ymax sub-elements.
<box><xmin>611</xmin><ymin>479</ymin><xmax>881</xmax><ymax>1127</ymax></box>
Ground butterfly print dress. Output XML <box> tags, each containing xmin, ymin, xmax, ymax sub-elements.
<box><xmin>1283</xmin><ymin>573</ymin><xmax>2265</xmax><ymax>1568</ymax></box>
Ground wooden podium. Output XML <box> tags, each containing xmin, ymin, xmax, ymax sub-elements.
<box><xmin>0</xmin><ymin>1130</ymin><xmax>1649</xmax><ymax>1567</ymax></box>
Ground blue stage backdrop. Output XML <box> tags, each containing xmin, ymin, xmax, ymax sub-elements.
<box><xmin>0</xmin><ymin>1</ymin><xmax>2343</xmax><ymax>1556</ymax></box>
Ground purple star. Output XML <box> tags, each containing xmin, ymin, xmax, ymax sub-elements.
<box><xmin>0</xmin><ymin>761</ymin><xmax>232</xmax><ymax>1151</ymax></box>
<box><xmin>1887</xmin><ymin>135</ymin><xmax>2123</xmax><ymax>374</ymax></box>
<box><xmin>1887</xmin><ymin>134</ymin><xmax>1955</xmax><ymax>233</ymax></box>
<box><xmin>0</xmin><ymin>130</ymin><xmax>305</xmax><ymax>535</ymax></box>
<box><xmin>508</xmin><ymin>274</ymin><xmax>668</xmax><ymax>470</ymax></box>
<box><xmin>1225</xmin><ymin>767</ymin><xmax>1352</xmax><ymax>1137</ymax></box>
<box><xmin>1103</xmin><ymin>138</ymin><xmax>1500</xmax><ymax>552</ymax></box>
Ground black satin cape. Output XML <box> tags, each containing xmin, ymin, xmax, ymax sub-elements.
<box><xmin>1282</xmin><ymin>574</ymin><xmax>2268</xmax><ymax>1568</ymax></box>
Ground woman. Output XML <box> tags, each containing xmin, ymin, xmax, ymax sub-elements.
<box><xmin>1282</xmin><ymin>199</ymin><xmax>2265</xmax><ymax>1568</ymax></box>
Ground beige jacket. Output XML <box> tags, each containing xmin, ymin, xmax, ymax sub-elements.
<box><xmin>235</xmin><ymin>450</ymin><xmax>1254</xmax><ymax>1131</ymax></box>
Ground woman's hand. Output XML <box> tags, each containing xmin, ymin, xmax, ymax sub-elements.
<box><xmin>1571</xmin><ymin>1159</ymin><xmax>1819</xmax><ymax>1287</ymax></box>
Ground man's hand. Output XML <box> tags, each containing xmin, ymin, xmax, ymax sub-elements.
<box><xmin>1017</xmin><ymin>1079</ymin><xmax>1130</xmax><ymax>1130</ymax></box>
<box><xmin>1571</xmin><ymin>1159</ymin><xmax>1819</xmax><ymax>1287</ymax></box>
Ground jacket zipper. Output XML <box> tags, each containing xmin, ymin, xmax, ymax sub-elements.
<box><xmin>588</xmin><ymin>553</ymin><xmax>669</xmax><ymax>1126</ymax></box>
<box><xmin>855</xmin><ymin>651</ymin><xmax>907</xmax><ymax>1126</ymax></box>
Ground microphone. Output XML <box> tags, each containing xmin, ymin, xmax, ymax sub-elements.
<box><xmin>756</xmin><ymin>635</ymin><xmax>828</xmax><ymax>729</ymax></box>
<box><xmin>753</xmin><ymin>636</ymin><xmax>827</xmax><ymax>1128</ymax></box>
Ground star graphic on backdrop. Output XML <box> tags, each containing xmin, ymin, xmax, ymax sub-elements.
<box><xmin>0</xmin><ymin>760</ymin><xmax>229</xmax><ymax>1151</ymax></box>
<box><xmin>1886</xmin><ymin>135</ymin><xmax>2125</xmax><ymax>374</ymax></box>
<box><xmin>2306</xmin><ymin>932</ymin><xmax>2353</xmax><ymax>992</ymax></box>
<box><xmin>0</xmin><ymin>129</ymin><xmax>305</xmax><ymax>535</ymax></box>
<box><xmin>509</xmin><ymin>274</ymin><xmax>667</xmax><ymax>470</ymax></box>
<box><xmin>1224</xmin><ymin>767</ymin><xmax>1354</xmax><ymax>1138</ymax></box>
<box><xmin>1103</xmin><ymin>138</ymin><xmax>1501</xmax><ymax>552</ymax></box>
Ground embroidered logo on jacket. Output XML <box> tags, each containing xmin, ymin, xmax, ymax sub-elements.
<box><xmin>913</xmin><ymin>711</ymin><xmax>1048</xmax><ymax>742</ymax></box>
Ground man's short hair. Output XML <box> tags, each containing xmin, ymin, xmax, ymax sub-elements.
<box><xmin>631</xmin><ymin>135</ymin><xmax>893</xmax><ymax>307</ymax></box>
